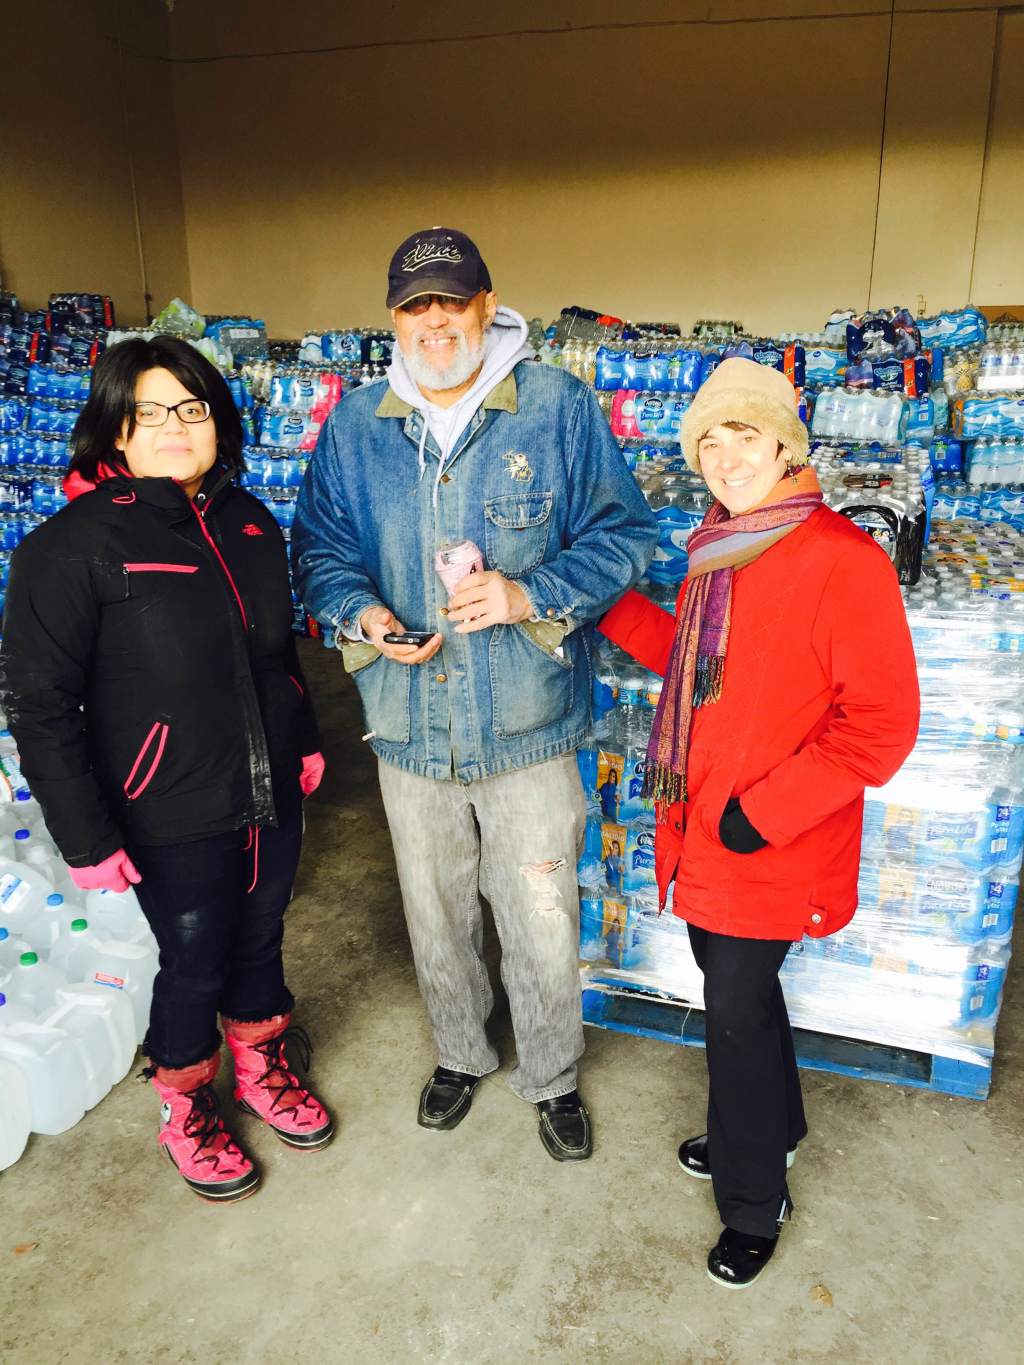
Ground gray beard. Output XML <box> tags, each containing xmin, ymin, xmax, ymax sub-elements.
<box><xmin>401</xmin><ymin>330</ymin><xmax>487</xmax><ymax>392</ymax></box>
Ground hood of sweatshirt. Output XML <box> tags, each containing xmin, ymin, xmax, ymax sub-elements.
<box><xmin>385</xmin><ymin>305</ymin><xmax>534</xmax><ymax>506</ymax></box>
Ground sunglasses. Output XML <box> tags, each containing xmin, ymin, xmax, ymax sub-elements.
<box><xmin>398</xmin><ymin>293</ymin><xmax>478</xmax><ymax>317</ymax></box>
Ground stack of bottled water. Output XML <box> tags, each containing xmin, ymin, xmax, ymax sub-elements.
<box><xmin>546</xmin><ymin>306</ymin><xmax>627</xmax><ymax>350</ymax></box>
<box><xmin>933</xmin><ymin>321</ymin><xmax>1024</xmax><ymax>529</ymax></box>
<box><xmin>958</xmin><ymin>333</ymin><xmax>1024</xmax><ymax>394</ymax></box>
<box><xmin>932</xmin><ymin>372</ymin><xmax>1024</xmax><ymax>529</ymax></box>
<box><xmin>781</xmin><ymin>561</ymin><xmax>1023</xmax><ymax>1058</ymax></box>
<box><xmin>0</xmin><ymin>293</ymin><xmax>110</xmax><ymax>626</ymax></box>
<box><xmin>965</xmin><ymin>436</ymin><xmax>1024</xmax><ymax>487</ymax></box>
<box><xmin>607</xmin><ymin>390</ymin><xmax>694</xmax><ymax>441</ymax></box>
<box><xmin>591</xmin><ymin>340</ymin><xmax>705</xmax><ymax>394</ymax></box>
<box><xmin>107</xmin><ymin>300</ymin><xmax>268</xmax><ymax>372</ymax></box>
<box><xmin>251</xmin><ymin>367</ymin><xmax>344</xmax><ymax>455</ymax></box>
<box><xmin>319</xmin><ymin>328</ymin><xmax>394</xmax><ymax>370</ymax></box>
<box><xmin>953</xmin><ymin>391</ymin><xmax>1024</xmax><ymax>441</ymax></box>
<box><xmin>630</xmin><ymin>452</ymin><xmax>711</xmax><ymax>585</ymax></box>
<box><xmin>576</xmin><ymin>644</ymin><xmax>662</xmax><ymax>968</ymax></box>
<box><xmin>810</xmin><ymin>388</ymin><xmax>909</xmax><ymax>444</ymax></box>
<box><xmin>234</xmin><ymin>362</ymin><xmax>349</xmax><ymax>637</ymax></box>
<box><xmin>0</xmin><ymin>720</ymin><xmax>156</xmax><ymax>1166</ymax></box>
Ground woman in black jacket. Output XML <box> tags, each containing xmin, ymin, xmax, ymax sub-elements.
<box><xmin>0</xmin><ymin>337</ymin><xmax>333</xmax><ymax>1201</ymax></box>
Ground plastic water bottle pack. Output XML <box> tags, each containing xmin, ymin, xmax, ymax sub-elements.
<box><xmin>630</xmin><ymin>453</ymin><xmax>711</xmax><ymax>585</ymax></box>
<box><xmin>810</xmin><ymin>444</ymin><xmax>931</xmax><ymax>584</ymax></box>
<box><xmin>577</xmin><ymin>645</ymin><xmax>660</xmax><ymax>924</ymax></box>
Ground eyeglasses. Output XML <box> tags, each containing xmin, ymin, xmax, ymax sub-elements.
<box><xmin>398</xmin><ymin>293</ymin><xmax>477</xmax><ymax>317</ymax></box>
<box><xmin>133</xmin><ymin>399</ymin><xmax>212</xmax><ymax>426</ymax></box>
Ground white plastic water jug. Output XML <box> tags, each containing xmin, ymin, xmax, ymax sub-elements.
<box><xmin>53</xmin><ymin>981</ymin><xmax>135</xmax><ymax>1084</ymax></box>
<box><xmin>0</xmin><ymin>1052</ymin><xmax>32</xmax><ymax>1170</ymax></box>
<box><xmin>1</xmin><ymin>798</ymin><xmax>41</xmax><ymax>832</ymax></box>
<box><xmin>0</xmin><ymin>1022</ymin><xmax>88</xmax><ymax>1134</ymax></box>
<box><xmin>13</xmin><ymin>828</ymin><xmax>60</xmax><ymax>884</ymax></box>
<box><xmin>79</xmin><ymin>938</ymin><xmax>157</xmax><ymax>1043</ymax></box>
<box><xmin>0</xmin><ymin>989</ymin><xmax>36</xmax><ymax>1027</ymax></box>
<box><xmin>0</xmin><ymin>926</ymin><xmax>33</xmax><ymax>977</ymax></box>
<box><xmin>13</xmin><ymin>824</ymin><xmax>56</xmax><ymax>857</ymax></box>
<box><xmin>0</xmin><ymin>857</ymin><xmax>55</xmax><ymax>934</ymax></box>
<box><xmin>85</xmin><ymin>887</ymin><xmax>155</xmax><ymax>949</ymax></box>
<box><xmin>4</xmin><ymin>952</ymin><xmax>68</xmax><ymax>1015</ymax></box>
<box><xmin>22</xmin><ymin>893</ymin><xmax>81</xmax><ymax>956</ymax></box>
<box><xmin>49</xmin><ymin>919</ymin><xmax>103</xmax><ymax>981</ymax></box>
<box><xmin>39</xmin><ymin>995</ymin><xmax>116</xmax><ymax>1110</ymax></box>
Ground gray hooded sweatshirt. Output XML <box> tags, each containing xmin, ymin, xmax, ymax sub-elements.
<box><xmin>385</xmin><ymin>305</ymin><xmax>534</xmax><ymax>510</ymax></box>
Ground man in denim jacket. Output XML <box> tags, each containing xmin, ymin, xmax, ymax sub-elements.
<box><xmin>293</xmin><ymin>228</ymin><xmax>656</xmax><ymax>1160</ymax></box>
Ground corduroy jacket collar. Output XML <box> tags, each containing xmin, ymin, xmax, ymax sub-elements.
<box><xmin>373</xmin><ymin>369</ymin><xmax>519</xmax><ymax>419</ymax></box>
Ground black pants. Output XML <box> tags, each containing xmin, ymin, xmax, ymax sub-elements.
<box><xmin>688</xmin><ymin>922</ymin><xmax>808</xmax><ymax>1238</ymax></box>
<box><xmin>131</xmin><ymin>791</ymin><xmax>302</xmax><ymax>1070</ymax></box>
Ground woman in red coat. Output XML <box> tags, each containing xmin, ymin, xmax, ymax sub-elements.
<box><xmin>600</xmin><ymin>358</ymin><xmax>919</xmax><ymax>1288</ymax></box>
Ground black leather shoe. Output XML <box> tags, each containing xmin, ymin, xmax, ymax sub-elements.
<box><xmin>706</xmin><ymin>1197</ymin><xmax>793</xmax><ymax>1290</ymax></box>
<box><xmin>536</xmin><ymin>1090</ymin><xmax>593</xmax><ymax>1162</ymax></box>
<box><xmin>417</xmin><ymin>1067</ymin><xmax>481</xmax><ymax>1131</ymax></box>
<box><xmin>677</xmin><ymin>1133</ymin><xmax>797</xmax><ymax>1181</ymax></box>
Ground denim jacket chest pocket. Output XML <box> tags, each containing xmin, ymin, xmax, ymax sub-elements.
<box><xmin>483</xmin><ymin>492</ymin><xmax>553</xmax><ymax>578</ymax></box>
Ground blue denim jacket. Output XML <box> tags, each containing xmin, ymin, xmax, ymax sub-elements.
<box><xmin>292</xmin><ymin>360</ymin><xmax>657</xmax><ymax>782</ymax></box>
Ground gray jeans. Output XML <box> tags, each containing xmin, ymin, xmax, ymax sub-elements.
<box><xmin>378</xmin><ymin>753</ymin><xmax>587</xmax><ymax>1103</ymax></box>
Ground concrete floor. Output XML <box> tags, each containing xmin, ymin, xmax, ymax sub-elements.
<box><xmin>2</xmin><ymin>638</ymin><xmax>1023</xmax><ymax>1365</ymax></box>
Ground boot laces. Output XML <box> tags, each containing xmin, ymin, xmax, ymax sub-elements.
<box><xmin>252</xmin><ymin>1026</ymin><xmax>318</xmax><ymax>1115</ymax></box>
<box><xmin>183</xmin><ymin>1083</ymin><xmax>241</xmax><ymax>1167</ymax></box>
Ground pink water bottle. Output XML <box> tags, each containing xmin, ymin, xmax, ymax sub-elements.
<box><xmin>435</xmin><ymin>540</ymin><xmax>484</xmax><ymax>595</ymax></box>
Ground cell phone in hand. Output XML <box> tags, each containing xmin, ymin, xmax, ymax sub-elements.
<box><xmin>383</xmin><ymin>631</ymin><xmax>436</xmax><ymax>647</ymax></box>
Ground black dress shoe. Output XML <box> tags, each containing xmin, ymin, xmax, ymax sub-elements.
<box><xmin>417</xmin><ymin>1066</ymin><xmax>481</xmax><ymax>1131</ymax></box>
<box><xmin>677</xmin><ymin>1133</ymin><xmax>797</xmax><ymax>1181</ymax></box>
<box><xmin>706</xmin><ymin>1197</ymin><xmax>793</xmax><ymax>1290</ymax></box>
<box><xmin>536</xmin><ymin>1090</ymin><xmax>593</xmax><ymax>1162</ymax></box>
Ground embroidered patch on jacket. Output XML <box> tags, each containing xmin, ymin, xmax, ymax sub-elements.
<box><xmin>502</xmin><ymin>451</ymin><xmax>533</xmax><ymax>482</ymax></box>
<box><xmin>242</xmin><ymin>523</ymin><xmax>263</xmax><ymax>537</ymax></box>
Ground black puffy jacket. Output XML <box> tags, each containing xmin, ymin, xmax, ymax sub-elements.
<box><xmin>0</xmin><ymin>467</ymin><xmax>320</xmax><ymax>866</ymax></box>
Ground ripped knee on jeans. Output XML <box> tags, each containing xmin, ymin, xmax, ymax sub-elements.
<box><xmin>519</xmin><ymin>859</ymin><xmax>568</xmax><ymax>918</ymax></box>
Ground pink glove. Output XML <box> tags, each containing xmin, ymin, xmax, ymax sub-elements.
<box><xmin>300</xmin><ymin>752</ymin><xmax>325</xmax><ymax>797</ymax></box>
<box><xmin>69</xmin><ymin>849</ymin><xmax>142</xmax><ymax>894</ymax></box>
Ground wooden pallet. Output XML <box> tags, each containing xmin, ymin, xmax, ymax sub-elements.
<box><xmin>581</xmin><ymin>981</ymin><xmax>993</xmax><ymax>1101</ymax></box>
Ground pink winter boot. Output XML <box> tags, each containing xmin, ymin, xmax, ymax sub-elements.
<box><xmin>224</xmin><ymin>1015</ymin><xmax>334</xmax><ymax>1150</ymax></box>
<box><xmin>149</xmin><ymin>1054</ymin><xmax>260</xmax><ymax>1202</ymax></box>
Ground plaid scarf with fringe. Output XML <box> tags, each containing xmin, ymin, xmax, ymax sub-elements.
<box><xmin>643</xmin><ymin>467</ymin><xmax>823</xmax><ymax>810</ymax></box>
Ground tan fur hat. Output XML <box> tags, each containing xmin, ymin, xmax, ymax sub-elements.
<box><xmin>680</xmin><ymin>356</ymin><xmax>810</xmax><ymax>473</ymax></box>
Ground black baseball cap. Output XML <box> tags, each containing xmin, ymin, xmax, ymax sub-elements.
<box><xmin>386</xmin><ymin>227</ymin><xmax>492</xmax><ymax>309</ymax></box>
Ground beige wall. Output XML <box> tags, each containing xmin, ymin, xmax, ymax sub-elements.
<box><xmin>973</xmin><ymin>11</ymin><xmax>1024</xmax><ymax>305</ymax></box>
<box><xmin>868</xmin><ymin>8</ymin><xmax>997</xmax><ymax>311</ymax></box>
<box><xmin>2</xmin><ymin>2</ymin><xmax>1022</xmax><ymax>334</ymax></box>
<box><xmin>0</xmin><ymin>0</ymin><xmax>189</xmax><ymax>324</ymax></box>
<box><xmin>165</xmin><ymin>0</ymin><xmax>1024</xmax><ymax>335</ymax></box>
<box><xmin>170</xmin><ymin>9</ymin><xmax>892</xmax><ymax>335</ymax></box>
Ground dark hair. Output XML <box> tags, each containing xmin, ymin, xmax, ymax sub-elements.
<box><xmin>69</xmin><ymin>336</ymin><xmax>245</xmax><ymax>482</ymax></box>
<box><xmin>700</xmin><ymin>421</ymin><xmax>784</xmax><ymax>456</ymax></box>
